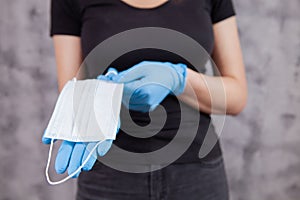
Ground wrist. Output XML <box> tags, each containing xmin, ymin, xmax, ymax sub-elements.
<box><xmin>171</xmin><ymin>63</ymin><xmax>187</xmax><ymax>95</ymax></box>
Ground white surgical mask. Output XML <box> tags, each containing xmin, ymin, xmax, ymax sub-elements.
<box><xmin>44</xmin><ymin>75</ymin><xmax>123</xmax><ymax>185</ymax></box>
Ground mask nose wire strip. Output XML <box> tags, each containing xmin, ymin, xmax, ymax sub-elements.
<box><xmin>45</xmin><ymin>139</ymin><xmax>103</xmax><ymax>185</ymax></box>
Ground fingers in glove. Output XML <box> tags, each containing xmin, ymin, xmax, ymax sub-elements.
<box><xmin>106</xmin><ymin>68</ymin><xmax>118</xmax><ymax>79</ymax></box>
<box><xmin>42</xmin><ymin>137</ymin><xmax>56</xmax><ymax>145</ymax></box>
<box><xmin>42</xmin><ymin>129</ymin><xmax>56</xmax><ymax>144</ymax></box>
<box><xmin>97</xmin><ymin>139</ymin><xmax>113</xmax><ymax>157</ymax></box>
<box><xmin>82</xmin><ymin>143</ymin><xmax>97</xmax><ymax>171</ymax></box>
<box><xmin>97</xmin><ymin>68</ymin><xmax>118</xmax><ymax>80</ymax></box>
<box><xmin>111</xmin><ymin>63</ymin><xmax>148</xmax><ymax>83</ymax></box>
<box><xmin>68</xmin><ymin>142</ymin><xmax>86</xmax><ymax>178</ymax></box>
<box><xmin>55</xmin><ymin>141</ymin><xmax>75</xmax><ymax>174</ymax></box>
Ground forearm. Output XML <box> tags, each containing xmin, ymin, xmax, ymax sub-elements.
<box><xmin>53</xmin><ymin>35</ymin><xmax>83</xmax><ymax>92</ymax></box>
<box><xmin>178</xmin><ymin>68</ymin><xmax>247</xmax><ymax>115</ymax></box>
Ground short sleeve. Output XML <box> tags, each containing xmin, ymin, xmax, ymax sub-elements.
<box><xmin>50</xmin><ymin>0</ymin><xmax>81</xmax><ymax>36</ymax></box>
<box><xmin>210</xmin><ymin>0</ymin><xmax>235</xmax><ymax>24</ymax></box>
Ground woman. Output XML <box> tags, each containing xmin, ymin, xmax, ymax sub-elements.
<box><xmin>46</xmin><ymin>0</ymin><xmax>247</xmax><ymax>199</ymax></box>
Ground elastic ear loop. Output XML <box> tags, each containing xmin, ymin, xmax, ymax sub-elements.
<box><xmin>105</xmin><ymin>69</ymin><xmax>118</xmax><ymax>79</ymax></box>
<box><xmin>45</xmin><ymin>139</ymin><xmax>103</xmax><ymax>185</ymax></box>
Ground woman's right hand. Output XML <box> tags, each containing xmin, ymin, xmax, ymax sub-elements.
<box><xmin>42</xmin><ymin>70</ymin><xmax>121</xmax><ymax>177</ymax></box>
<box><xmin>51</xmin><ymin>140</ymin><xmax>114</xmax><ymax>178</ymax></box>
<box><xmin>42</xmin><ymin>119</ymin><xmax>120</xmax><ymax>178</ymax></box>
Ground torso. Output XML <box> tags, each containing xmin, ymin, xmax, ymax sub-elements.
<box><xmin>75</xmin><ymin>0</ymin><xmax>221</xmax><ymax>162</ymax></box>
<box><xmin>79</xmin><ymin>0</ymin><xmax>214</xmax><ymax>59</ymax></box>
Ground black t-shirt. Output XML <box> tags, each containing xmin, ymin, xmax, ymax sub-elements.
<box><xmin>50</xmin><ymin>0</ymin><xmax>235</xmax><ymax>163</ymax></box>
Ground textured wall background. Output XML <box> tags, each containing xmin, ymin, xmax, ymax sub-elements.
<box><xmin>0</xmin><ymin>0</ymin><xmax>299</xmax><ymax>200</ymax></box>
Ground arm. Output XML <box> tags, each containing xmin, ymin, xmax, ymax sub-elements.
<box><xmin>47</xmin><ymin>35</ymin><xmax>116</xmax><ymax>178</ymax></box>
<box><xmin>178</xmin><ymin>17</ymin><xmax>247</xmax><ymax>115</ymax></box>
<box><xmin>53</xmin><ymin>35</ymin><xmax>83</xmax><ymax>92</ymax></box>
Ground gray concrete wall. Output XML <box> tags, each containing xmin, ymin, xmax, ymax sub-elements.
<box><xmin>0</xmin><ymin>0</ymin><xmax>299</xmax><ymax>199</ymax></box>
<box><xmin>222</xmin><ymin>1</ymin><xmax>300</xmax><ymax>199</ymax></box>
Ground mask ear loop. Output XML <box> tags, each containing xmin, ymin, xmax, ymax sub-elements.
<box><xmin>45</xmin><ymin>139</ymin><xmax>103</xmax><ymax>185</ymax></box>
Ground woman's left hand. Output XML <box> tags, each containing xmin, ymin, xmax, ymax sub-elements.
<box><xmin>111</xmin><ymin>61</ymin><xmax>187</xmax><ymax>112</ymax></box>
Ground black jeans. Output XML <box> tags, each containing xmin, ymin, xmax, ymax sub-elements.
<box><xmin>76</xmin><ymin>157</ymin><xmax>229</xmax><ymax>200</ymax></box>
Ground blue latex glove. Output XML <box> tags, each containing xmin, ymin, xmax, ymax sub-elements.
<box><xmin>111</xmin><ymin>61</ymin><xmax>187</xmax><ymax>112</ymax></box>
<box><xmin>42</xmin><ymin>69</ymin><xmax>120</xmax><ymax>178</ymax></box>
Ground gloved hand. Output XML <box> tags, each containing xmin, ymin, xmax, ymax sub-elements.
<box><xmin>42</xmin><ymin>69</ymin><xmax>120</xmax><ymax>178</ymax></box>
<box><xmin>42</xmin><ymin>127</ymin><xmax>119</xmax><ymax>178</ymax></box>
<box><xmin>111</xmin><ymin>61</ymin><xmax>187</xmax><ymax>112</ymax></box>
